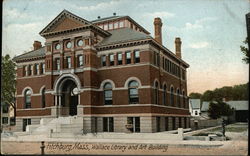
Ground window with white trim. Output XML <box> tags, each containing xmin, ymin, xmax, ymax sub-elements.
<box><xmin>128</xmin><ymin>80</ymin><xmax>139</xmax><ymax>104</ymax></box>
<box><xmin>117</xmin><ymin>53</ymin><xmax>122</xmax><ymax>65</ymax></box>
<box><xmin>103</xmin><ymin>117</ymin><xmax>114</xmax><ymax>132</ymax></box>
<box><xmin>24</xmin><ymin>89</ymin><xmax>32</xmax><ymax>108</ymax></box>
<box><xmin>126</xmin><ymin>51</ymin><xmax>131</xmax><ymax>64</ymax></box>
<box><xmin>104</xmin><ymin>82</ymin><xmax>112</xmax><ymax>105</ymax></box>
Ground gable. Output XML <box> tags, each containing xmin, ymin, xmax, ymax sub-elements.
<box><xmin>39</xmin><ymin>10</ymin><xmax>92</xmax><ymax>36</ymax></box>
<box><xmin>49</xmin><ymin>17</ymin><xmax>84</xmax><ymax>32</ymax></box>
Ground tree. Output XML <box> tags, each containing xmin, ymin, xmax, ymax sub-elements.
<box><xmin>208</xmin><ymin>101</ymin><xmax>234</xmax><ymax>119</ymax></box>
<box><xmin>1</xmin><ymin>54</ymin><xmax>16</xmax><ymax>116</ymax></box>
<box><xmin>201</xmin><ymin>90</ymin><xmax>214</xmax><ymax>101</ymax></box>
<box><xmin>240</xmin><ymin>38</ymin><xmax>249</xmax><ymax>64</ymax></box>
<box><xmin>189</xmin><ymin>92</ymin><xmax>202</xmax><ymax>99</ymax></box>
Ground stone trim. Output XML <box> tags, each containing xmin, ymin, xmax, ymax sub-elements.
<box><xmin>81</xmin><ymin>113</ymin><xmax>191</xmax><ymax>117</ymax></box>
<box><xmin>81</xmin><ymin>104</ymin><xmax>189</xmax><ymax>110</ymax></box>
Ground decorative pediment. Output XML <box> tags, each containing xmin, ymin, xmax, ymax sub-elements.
<box><xmin>39</xmin><ymin>9</ymin><xmax>91</xmax><ymax>36</ymax></box>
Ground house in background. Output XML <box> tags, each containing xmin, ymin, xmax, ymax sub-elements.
<box><xmin>226</xmin><ymin>101</ymin><xmax>248</xmax><ymax>122</ymax></box>
<box><xmin>189</xmin><ymin>99</ymin><xmax>201</xmax><ymax>117</ymax></box>
<box><xmin>1</xmin><ymin>102</ymin><xmax>15</xmax><ymax>131</ymax></box>
<box><xmin>200</xmin><ymin>101</ymin><xmax>210</xmax><ymax>119</ymax></box>
<box><xmin>201</xmin><ymin>100</ymin><xmax>249</xmax><ymax>122</ymax></box>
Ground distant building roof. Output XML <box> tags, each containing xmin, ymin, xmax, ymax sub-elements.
<box><xmin>201</xmin><ymin>101</ymin><xmax>210</xmax><ymax>111</ymax></box>
<box><xmin>97</xmin><ymin>27</ymin><xmax>151</xmax><ymax>47</ymax></box>
<box><xmin>13</xmin><ymin>47</ymin><xmax>45</xmax><ymax>62</ymax></box>
<box><xmin>189</xmin><ymin>99</ymin><xmax>201</xmax><ymax>109</ymax></box>
<box><xmin>226</xmin><ymin>101</ymin><xmax>249</xmax><ymax>111</ymax></box>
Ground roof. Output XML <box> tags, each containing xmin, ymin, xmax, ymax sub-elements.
<box><xmin>226</xmin><ymin>101</ymin><xmax>249</xmax><ymax>110</ymax></box>
<box><xmin>13</xmin><ymin>47</ymin><xmax>45</xmax><ymax>62</ymax></box>
<box><xmin>201</xmin><ymin>101</ymin><xmax>210</xmax><ymax>111</ymax></box>
<box><xmin>92</xmin><ymin>15</ymin><xmax>150</xmax><ymax>35</ymax></box>
<box><xmin>97</xmin><ymin>28</ymin><xmax>151</xmax><ymax>47</ymax></box>
<box><xmin>91</xmin><ymin>15</ymin><xmax>126</xmax><ymax>23</ymax></box>
<box><xmin>189</xmin><ymin>99</ymin><xmax>201</xmax><ymax>109</ymax></box>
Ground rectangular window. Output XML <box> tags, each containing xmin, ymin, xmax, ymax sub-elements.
<box><xmin>109</xmin><ymin>54</ymin><xmax>114</xmax><ymax>66</ymax></box>
<box><xmin>129</xmin><ymin>88</ymin><xmax>139</xmax><ymax>104</ymax></box>
<box><xmin>22</xmin><ymin>118</ymin><xmax>31</xmax><ymax>132</ymax></box>
<box><xmin>165</xmin><ymin>117</ymin><xmax>169</xmax><ymax>131</ymax></box>
<box><xmin>119</xmin><ymin>21</ymin><xmax>124</xmax><ymax>28</ymax></box>
<box><xmin>184</xmin><ymin>117</ymin><xmax>187</xmax><ymax>128</ymax></box>
<box><xmin>56</xmin><ymin>58</ymin><xmax>60</xmax><ymax>70</ymax></box>
<box><xmin>102</xmin><ymin>55</ymin><xmax>106</xmax><ymax>66</ymax></box>
<box><xmin>30</xmin><ymin>65</ymin><xmax>33</xmax><ymax>75</ymax></box>
<box><xmin>172</xmin><ymin>117</ymin><xmax>176</xmax><ymax>130</ymax></box>
<box><xmin>23</xmin><ymin>66</ymin><xmax>27</xmax><ymax>76</ymax></box>
<box><xmin>104</xmin><ymin>24</ymin><xmax>108</xmax><ymax>30</ymax></box>
<box><xmin>130</xmin><ymin>23</ymin><xmax>133</xmax><ymax>29</ymax></box>
<box><xmin>78</xmin><ymin>55</ymin><xmax>84</xmax><ymax>67</ymax></box>
<box><xmin>114</xmin><ymin>22</ymin><xmax>118</xmax><ymax>29</ymax></box>
<box><xmin>126</xmin><ymin>51</ymin><xmax>131</xmax><ymax>64</ymax></box>
<box><xmin>153</xmin><ymin>52</ymin><xmax>157</xmax><ymax>65</ymax></box>
<box><xmin>103</xmin><ymin>117</ymin><xmax>114</xmax><ymax>132</ymax></box>
<box><xmin>134</xmin><ymin>50</ymin><xmax>140</xmax><ymax>63</ymax></box>
<box><xmin>182</xmin><ymin>69</ymin><xmax>186</xmax><ymax>80</ymax></box>
<box><xmin>28</xmin><ymin>65</ymin><xmax>32</xmax><ymax>76</ymax></box>
<box><xmin>2</xmin><ymin>117</ymin><xmax>8</xmax><ymax>124</ymax></box>
<box><xmin>157</xmin><ymin>53</ymin><xmax>160</xmax><ymax>67</ymax></box>
<box><xmin>127</xmin><ymin>117</ymin><xmax>140</xmax><ymax>133</ymax></box>
<box><xmin>35</xmin><ymin>64</ymin><xmax>39</xmax><ymax>75</ymax></box>
<box><xmin>117</xmin><ymin>53</ymin><xmax>123</xmax><ymax>65</ymax></box>
<box><xmin>156</xmin><ymin>117</ymin><xmax>161</xmax><ymax>132</ymax></box>
<box><xmin>179</xmin><ymin>117</ymin><xmax>182</xmax><ymax>128</ymax></box>
<box><xmin>67</xmin><ymin>57</ymin><xmax>71</xmax><ymax>68</ymax></box>
<box><xmin>109</xmin><ymin>23</ymin><xmax>113</xmax><ymax>30</ymax></box>
<box><xmin>104</xmin><ymin>90</ymin><xmax>112</xmax><ymax>105</ymax></box>
<box><xmin>10</xmin><ymin>117</ymin><xmax>15</xmax><ymax>126</ymax></box>
<box><xmin>3</xmin><ymin>104</ymin><xmax>9</xmax><ymax>113</ymax></box>
<box><xmin>41</xmin><ymin>63</ymin><xmax>45</xmax><ymax>74</ymax></box>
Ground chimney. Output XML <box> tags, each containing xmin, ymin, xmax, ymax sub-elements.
<box><xmin>33</xmin><ymin>41</ymin><xmax>42</xmax><ymax>50</ymax></box>
<box><xmin>154</xmin><ymin>17</ymin><xmax>162</xmax><ymax>44</ymax></box>
<box><xmin>175</xmin><ymin>37</ymin><xmax>182</xmax><ymax>58</ymax></box>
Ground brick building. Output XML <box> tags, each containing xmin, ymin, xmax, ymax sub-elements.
<box><xmin>13</xmin><ymin>10</ymin><xmax>190</xmax><ymax>133</ymax></box>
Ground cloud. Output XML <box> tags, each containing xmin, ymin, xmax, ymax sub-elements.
<box><xmin>184</xmin><ymin>17</ymin><xmax>217</xmax><ymax>30</ymax></box>
<box><xmin>3</xmin><ymin>8</ymin><xmax>29</xmax><ymax>19</ymax></box>
<box><xmin>144</xmin><ymin>11</ymin><xmax>175</xmax><ymax>19</ymax></box>
<box><xmin>70</xmin><ymin>0</ymin><xmax>122</xmax><ymax>11</ymax></box>
<box><xmin>2</xmin><ymin>22</ymin><xmax>45</xmax><ymax>57</ymax></box>
<box><xmin>189</xmin><ymin>42</ymin><xmax>209</xmax><ymax>49</ymax></box>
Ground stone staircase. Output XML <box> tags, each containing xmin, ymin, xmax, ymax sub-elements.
<box><xmin>26</xmin><ymin>116</ymin><xmax>84</xmax><ymax>135</ymax></box>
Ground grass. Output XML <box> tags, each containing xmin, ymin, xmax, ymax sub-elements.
<box><xmin>210</xmin><ymin>126</ymin><xmax>247</xmax><ymax>132</ymax></box>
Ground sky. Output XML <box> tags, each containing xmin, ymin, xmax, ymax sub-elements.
<box><xmin>2</xmin><ymin>0</ymin><xmax>249</xmax><ymax>94</ymax></box>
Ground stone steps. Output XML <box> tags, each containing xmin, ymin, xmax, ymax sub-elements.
<box><xmin>26</xmin><ymin>116</ymin><xmax>84</xmax><ymax>134</ymax></box>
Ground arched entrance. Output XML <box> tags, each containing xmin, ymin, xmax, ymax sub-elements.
<box><xmin>56</xmin><ymin>77</ymin><xmax>80</xmax><ymax>116</ymax></box>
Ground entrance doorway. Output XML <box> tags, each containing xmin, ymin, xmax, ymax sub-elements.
<box><xmin>59</xmin><ymin>79</ymin><xmax>79</xmax><ymax>116</ymax></box>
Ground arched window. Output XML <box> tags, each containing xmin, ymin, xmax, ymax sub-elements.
<box><xmin>170</xmin><ymin>87</ymin><xmax>174</xmax><ymax>106</ymax></box>
<box><xmin>163</xmin><ymin>85</ymin><xmax>167</xmax><ymax>105</ymax></box>
<box><xmin>177</xmin><ymin>89</ymin><xmax>180</xmax><ymax>107</ymax></box>
<box><xmin>182</xmin><ymin>91</ymin><xmax>186</xmax><ymax>108</ymax></box>
<box><xmin>154</xmin><ymin>81</ymin><xmax>159</xmax><ymax>104</ymax></box>
<box><xmin>128</xmin><ymin>80</ymin><xmax>139</xmax><ymax>104</ymax></box>
<box><xmin>24</xmin><ymin>89</ymin><xmax>32</xmax><ymax>108</ymax></box>
<box><xmin>104</xmin><ymin>82</ymin><xmax>113</xmax><ymax>105</ymax></box>
<box><xmin>42</xmin><ymin>88</ymin><xmax>46</xmax><ymax>108</ymax></box>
